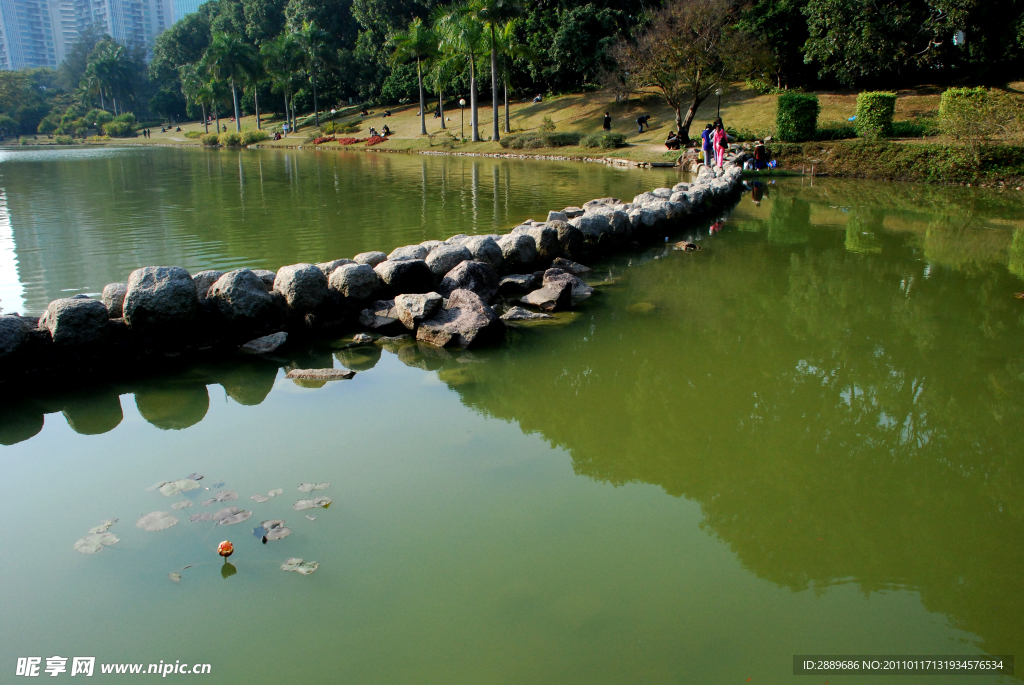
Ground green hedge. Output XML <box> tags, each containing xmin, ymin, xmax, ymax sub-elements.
<box><xmin>102</xmin><ymin>121</ymin><xmax>135</xmax><ymax>138</ymax></box>
<box><xmin>580</xmin><ymin>132</ymin><xmax>626</xmax><ymax>149</ymax></box>
<box><xmin>200</xmin><ymin>133</ymin><xmax>220</xmax><ymax>146</ymax></box>
<box><xmin>855</xmin><ymin>91</ymin><xmax>897</xmax><ymax>139</ymax></box>
<box><xmin>240</xmin><ymin>130</ymin><xmax>270</xmax><ymax>145</ymax></box>
<box><xmin>815</xmin><ymin>124</ymin><xmax>857</xmax><ymax>140</ymax></box>
<box><xmin>219</xmin><ymin>131</ymin><xmax>242</xmax><ymax>146</ymax></box>
<box><xmin>939</xmin><ymin>87</ymin><xmax>990</xmax><ymax>141</ymax></box>
<box><xmin>498</xmin><ymin>132</ymin><xmax>583</xmax><ymax>149</ymax></box>
<box><xmin>776</xmin><ymin>93</ymin><xmax>819</xmax><ymax>142</ymax></box>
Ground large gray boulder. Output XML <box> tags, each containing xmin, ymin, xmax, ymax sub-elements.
<box><xmin>0</xmin><ymin>316</ymin><xmax>29</xmax><ymax>359</ymax></box>
<box><xmin>549</xmin><ymin>221</ymin><xmax>586</xmax><ymax>260</ymax></box>
<box><xmin>547</xmin><ymin>210</ymin><xmax>568</xmax><ymax>223</ymax></box>
<box><xmin>583</xmin><ymin>197</ymin><xmax>619</xmax><ymax>210</ymax></box>
<box><xmin>425</xmin><ymin>244</ymin><xmax>472</xmax><ymax>277</ymax></box>
<box><xmin>39</xmin><ymin>297</ymin><xmax>109</xmax><ymax>345</ymax></box>
<box><xmin>193</xmin><ymin>270</ymin><xmax>224</xmax><ymax>301</ymax></box>
<box><xmin>373</xmin><ymin>259</ymin><xmax>435</xmax><ymax>294</ymax></box>
<box><xmin>102</xmin><ymin>283</ymin><xmax>128</xmax><ymax>318</ymax></box>
<box><xmin>123</xmin><ymin>266</ymin><xmax>199</xmax><ymax>333</ymax></box>
<box><xmin>551</xmin><ymin>257</ymin><xmax>593</xmax><ymax>276</ymax></box>
<box><xmin>328</xmin><ymin>263</ymin><xmax>382</xmax><ymax>301</ymax></box>
<box><xmin>498</xmin><ymin>273</ymin><xmax>540</xmax><ymax>296</ymax></box>
<box><xmin>273</xmin><ymin>263</ymin><xmax>328</xmax><ymax>311</ymax></box>
<box><xmin>353</xmin><ymin>251</ymin><xmax>387</xmax><ymax>267</ymax></box>
<box><xmin>416</xmin><ymin>289</ymin><xmax>505</xmax><ymax>349</ymax></box>
<box><xmin>463</xmin><ymin>235</ymin><xmax>503</xmax><ymax>270</ymax></box>
<box><xmin>521</xmin><ymin>280</ymin><xmax>572</xmax><ymax>312</ymax></box>
<box><xmin>358</xmin><ymin>299</ymin><xmax>405</xmax><ymax>335</ymax></box>
<box><xmin>526</xmin><ymin>225</ymin><xmax>559</xmax><ymax>262</ymax></box>
<box><xmin>251</xmin><ymin>269</ymin><xmax>276</xmax><ymax>289</ymax></box>
<box><xmin>544</xmin><ymin>268</ymin><xmax>594</xmax><ymax>305</ymax></box>
<box><xmin>444</xmin><ymin>234</ymin><xmax>469</xmax><ymax>246</ymax></box>
<box><xmin>439</xmin><ymin>260</ymin><xmax>499</xmax><ymax>302</ymax></box>
<box><xmin>420</xmin><ymin>240</ymin><xmax>444</xmax><ymax>254</ymax></box>
<box><xmin>497</xmin><ymin>233</ymin><xmax>538</xmax><ymax>271</ymax></box>
<box><xmin>207</xmin><ymin>269</ymin><xmax>275</xmax><ymax>325</ymax></box>
<box><xmin>388</xmin><ymin>244</ymin><xmax>428</xmax><ymax>262</ymax></box>
<box><xmin>394</xmin><ymin>292</ymin><xmax>443</xmax><ymax>330</ymax></box>
<box><xmin>316</xmin><ymin>259</ymin><xmax>354</xmax><ymax>277</ymax></box>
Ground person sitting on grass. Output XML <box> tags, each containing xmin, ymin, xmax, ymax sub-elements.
<box><xmin>381</xmin><ymin>124</ymin><xmax>391</xmax><ymax>136</ymax></box>
<box><xmin>533</xmin><ymin>94</ymin><xmax>542</xmax><ymax>103</ymax></box>
<box><xmin>382</xmin><ymin>110</ymin><xmax>392</xmax><ymax>118</ymax></box>
<box><xmin>665</xmin><ymin>131</ymin><xmax>681</xmax><ymax>150</ymax></box>
<box><xmin>369</xmin><ymin>127</ymin><xmax>379</xmax><ymax>137</ymax></box>
<box><xmin>360</xmin><ymin>109</ymin><xmax>369</xmax><ymax>116</ymax></box>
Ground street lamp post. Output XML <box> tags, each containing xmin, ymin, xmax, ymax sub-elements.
<box><xmin>459</xmin><ymin>98</ymin><xmax>466</xmax><ymax>139</ymax></box>
<box><xmin>715</xmin><ymin>88</ymin><xmax>723</xmax><ymax>119</ymax></box>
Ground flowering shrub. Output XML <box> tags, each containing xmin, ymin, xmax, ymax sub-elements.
<box><xmin>336</xmin><ymin>137</ymin><xmax>366</xmax><ymax>145</ymax></box>
<box><xmin>312</xmin><ymin>136</ymin><xmax>335</xmax><ymax>145</ymax></box>
<box><xmin>366</xmin><ymin>135</ymin><xmax>388</xmax><ymax>146</ymax></box>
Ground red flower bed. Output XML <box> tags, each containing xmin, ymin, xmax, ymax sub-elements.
<box><xmin>336</xmin><ymin>137</ymin><xmax>366</xmax><ymax>145</ymax></box>
<box><xmin>366</xmin><ymin>135</ymin><xmax>389</xmax><ymax>146</ymax></box>
<box><xmin>312</xmin><ymin>136</ymin><xmax>335</xmax><ymax>145</ymax></box>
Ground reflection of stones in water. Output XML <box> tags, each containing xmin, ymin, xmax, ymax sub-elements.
<box><xmin>437</xmin><ymin>366</ymin><xmax>475</xmax><ymax>387</ymax></box>
<box><xmin>334</xmin><ymin>345</ymin><xmax>381</xmax><ymax>371</ymax></box>
<box><xmin>217</xmin><ymin>359</ymin><xmax>278</xmax><ymax>406</ymax></box>
<box><xmin>0</xmin><ymin>404</ymin><xmax>44</xmax><ymax>445</ymax></box>
<box><xmin>61</xmin><ymin>391</ymin><xmax>123</xmax><ymax>435</ymax></box>
<box><xmin>220</xmin><ymin>562</ymin><xmax>237</xmax><ymax>579</ymax></box>
<box><xmin>134</xmin><ymin>384</ymin><xmax>210</xmax><ymax>430</ymax></box>
<box><xmin>397</xmin><ymin>342</ymin><xmax>451</xmax><ymax>371</ymax></box>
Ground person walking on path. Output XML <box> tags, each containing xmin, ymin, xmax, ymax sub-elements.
<box><xmin>712</xmin><ymin>122</ymin><xmax>729</xmax><ymax>168</ymax></box>
<box><xmin>701</xmin><ymin>123</ymin><xmax>714</xmax><ymax>167</ymax></box>
<box><xmin>603</xmin><ymin>112</ymin><xmax>612</xmax><ymax>131</ymax></box>
<box><xmin>636</xmin><ymin>114</ymin><xmax>650</xmax><ymax>133</ymax></box>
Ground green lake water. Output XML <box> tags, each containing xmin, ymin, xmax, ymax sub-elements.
<box><xmin>1</xmin><ymin>147</ymin><xmax>1023</xmax><ymax>684</ymax></box>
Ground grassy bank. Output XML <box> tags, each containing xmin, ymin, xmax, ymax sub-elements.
<box><xmin>767</xmin><ymin>140</ymin><xmax>1024</xmax><ymax>187</ymax></box>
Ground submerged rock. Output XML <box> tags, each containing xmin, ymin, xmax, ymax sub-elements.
<box><xmin>551</xmin><ymin>257</ymin><xmax>593</xmax><ymax>276</ymax></box>
<box><xmin>522</xmin><ymin>280</ymin><xmax>572</xmax><ymax>312</ymax></box>
<box><xmin>240</xmin><ymin>331</ymin><xmax>287</xmax><ymax>355</ymax></box>
<box><xmin>39</xmin><ymin>297</ymin><xmax>109</xmax><ymax>345</ymax></box>
<box><xmin>543</xmin><ymin>268</ymin><xmax>594</xmax><ymax>305</ymax></box>
<box><xmin>285</xmin><ymin>368</ymin><xmax>355</xmax><ymax>381</ymax></box>
<box><xmin>501</xmin><ymin>306</ymin><xmax>554</xmax><ymax>321</ymax></box>
<box><xmin>416</xmin><ymin>289</ymin><xmax>505</xmax><ymax>349</ymax></box>
<box><xmin>123</xmin><ymin>266</ymin><xmax>199</xmax><ymax>334</ymax></box>
<box><xmin>439</xmin><ymin>260</ymin><xmax>499</xmax><ymax>302</ymax></box>
<box><xmin>394</xmin><ymin>292</ymin><xmax>443</xmax><ymax>330</ymax></box>
<box><xmin>101</xmin><ymin>283</ymin><xmax>128</xmax><ymax>318</ymax></box>
<box><xmin>274</xmin><ymin>264</ymin><xmax>329</xmax><ymax>312</ymax></box>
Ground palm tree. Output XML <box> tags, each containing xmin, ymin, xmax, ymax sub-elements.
<box><xmin>468</xmin><ymin>0</ymin><xmax>523</xmax><ymax>142</ymax></box>
<box><xmin>434</xmin><ymin>5</ymin><xmax>485</xmax><ymax>141</ymax></box>
<box><xmin>261</xmin><ymin>34</ymin><xmax>301</xmax><ymax>133</ymax></box>
<box><xmin>427</xmin><ymin>55</ymin><xmax>460</xmax><ymax>130</ymax></box>
<box><xmin>179</xmin><ymin>64</ymin><xmax>213</xmax><ymax>133</ymax></box>
<box><xmin>293</xmin><ymin>21</ymin><xmax>328</xmax><ymax>126</ymax></box>
<box><xmin>390</xmin><ymin>17</ymin><xmax>437</xmax><ymax>136</ymax></box>
<box><xmin>492</xmin><ymin>19</ymin><xmax>533</xmax><ymax>134</ymax></box>
<box><xmin>202</xmin><ymin>33</ymin><xmax>258</xmax><ymax>133</ymax></box>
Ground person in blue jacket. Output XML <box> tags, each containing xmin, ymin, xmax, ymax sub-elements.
<box><xmin>701</xmin><ymin>123</ymin><xmax>714</xmax><ymax>167</ymax></box>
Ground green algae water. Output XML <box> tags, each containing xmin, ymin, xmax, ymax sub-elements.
<box><xmin>2</xmin><ymin>148</ymin><xmax>1024</xmax><ymax>684</ymax></box>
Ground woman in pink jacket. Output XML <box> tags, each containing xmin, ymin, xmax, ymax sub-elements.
<box><xmin>712</xmin><ymin>123</ymin><xmax>729</xmax><ymax>168</ymax></box>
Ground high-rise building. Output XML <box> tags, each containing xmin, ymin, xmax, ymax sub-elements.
<box><xmin>0</xmin><ymin>0</ymin><xmax>175</xmax><ymax>70</ymax></box>
<box><xmin>171</xmin><ymin>0</ymin><xmax>203</xmax><ymax>23</ymax></box>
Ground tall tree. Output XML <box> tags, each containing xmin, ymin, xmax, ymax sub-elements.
<box><xmin>292</xmin><ymin>21</ymin><xmax>329</xmax><ymax>125</ymax></box>
<box><xmin>202</xmin><ymin>32</ymin><xmax>258</xmax><ymax>132</ymax></box>
<box><xmin>435</xmin><ymin>5</ymin><xmax>485</xmax><ymax>141</ymax></box>
<box><xmin>390</xmin><ymin>17</ymin><xmax>437</xmax><ymax>136</ymax></box>
<box><xmin>612</xmin><ymin>0</ymin><xmax>755</xmax><ymax>144</ymax></box>
<box><xmin>468</xmin><ymin>0</ymin><xmax>523</xmax><ymax>142</ymax></box>
<box><xmin>261</xmin><ymin>33</ymin><xmax>302</xmax><ymax>131</ymax></box>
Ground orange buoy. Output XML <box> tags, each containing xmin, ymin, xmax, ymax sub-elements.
<box><xmin>217</xmin><ymin>540</ymin><xmax>234</xmax><ymax>559</ymax></box>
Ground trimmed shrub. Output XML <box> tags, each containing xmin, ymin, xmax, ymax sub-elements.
<box><xmin>498</xmin><ymin>132</ymin><xmax>582</xmax><ymax>149</ymax></box>
<box><xmin>580</xmin><ymin>132</ymin><xmax>627</xmax><ymax>149</ymax></box>
<box><xmin>776</xmin><ymin>93</ymin><xmax>819</xmax><ymax>142</ymax></box>
<box><xmin>815</xmin><ymin>124</ymin><xmax>858</xmax><ymax>140</ymax></box>
<box><xmin>855</xmin><ymin>91</ymin><xmax>897</xmax><ymax>139</ymax></box>
<box><xmin>939</xmin><ymin>87</ymin><xmax>992</xmax><ymax>142</ymax></box>
<box><xmin>240</xmin><ymin>130</ymin><xmax>269</xmax><ymax>145</ymax></box>
<box><xmin>539</xmin><ymin>116</ymin><xmax>556</xmax><ymax>132</ymax></box>
<box><xmin>54</xmin><ymin>135</ymin><xmax>73</xmax><ymax>145</ymax></box>
<box><xmin>184</xmin><ymin>131</ymin><xmax>202</xmax><ymax>139</ymax></box>
<box><xmin>219</xmin><ymin>131</ymin><xmax>242</xmax><ymax>146</ymax></box>
<box><xmin>102</xmin><ymin>121</ymin><xmax>135</xmax><ymax>138</ymax></box>
<box><xmin>322</xmin><ymin>121</ymin><xmax>360</xmax><ymax>135</ymax></box>
<box><xmin>200</xmin><ymin>133</ymin><xmax>220</xmax><ymax>146</ymax></box>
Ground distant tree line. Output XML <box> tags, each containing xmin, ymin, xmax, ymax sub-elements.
<box><xmin>0</xmin><ymin>0</ymin><xmax>1021</xmax><ymax>138</ymax></box>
